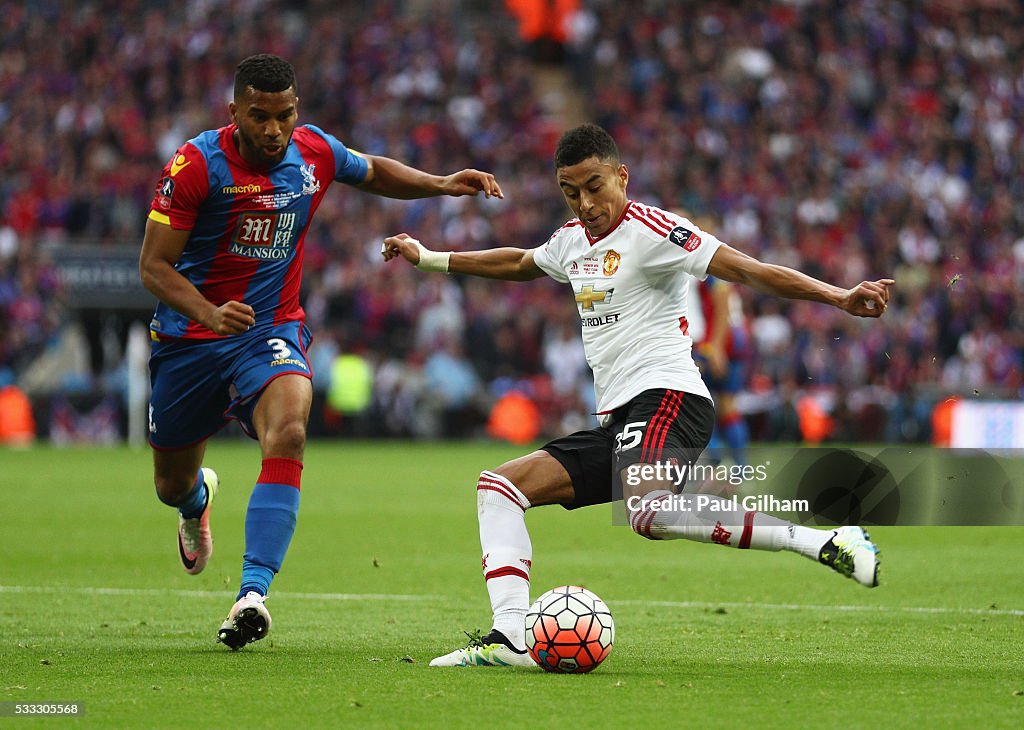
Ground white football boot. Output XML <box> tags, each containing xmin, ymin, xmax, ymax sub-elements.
<box><xmin>818</xmin><ymin>526</ymin><xmax>880</xmax><ymax>587</ymax></box>
<box><xmin>429</xmin><ymin>629</ymin><xmax>536</xmax><ymax>667</ymax></box>
<box><xmin>217</xmin><ymin>592</ymin><xmax>272</xmax><ymax>650</ymax></box>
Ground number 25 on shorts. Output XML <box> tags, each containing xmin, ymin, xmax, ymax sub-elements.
<box><xmin>615</xmin><ymin>421</ymin><xmax>647</xmax><ymax>452</ymax></box>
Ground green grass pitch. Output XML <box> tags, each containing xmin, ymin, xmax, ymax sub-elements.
<box><xmin>2</xmin><ymin>441</ymin><xmax>1022</xmax><ymax>728</ymax></box>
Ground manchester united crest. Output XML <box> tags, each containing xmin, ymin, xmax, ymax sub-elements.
<box><xmin>602</xmin><ymin>249</ymin><xmax>621</xmax><ymax>276</ymax></box>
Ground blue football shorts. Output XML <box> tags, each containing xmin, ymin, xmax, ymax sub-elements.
<box><xmin>148</xmin><ymin>320</ymin><xmax>313</xmax><ymax>450</ymax></box>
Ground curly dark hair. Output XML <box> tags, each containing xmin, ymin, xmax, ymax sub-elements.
<box><xmin>234</xmin><ymin>54</ymin><xmax>297</xmax><ymax>99</ymax></box>
<box><xmin>554</xmin><ymin>123</ymin><xmax>619</xmax><ymax>169</ymax></box>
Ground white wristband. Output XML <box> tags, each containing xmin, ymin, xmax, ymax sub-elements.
<box><xmin>413</xmin><ymin>240</ymin><xmax>451</xmax><ymax>273</ymax></box>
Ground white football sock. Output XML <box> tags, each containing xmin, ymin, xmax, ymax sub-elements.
<box><xmin>631</xmin><ymin>489</ymin><xmax>832</xmax><ymax>559</ymax></box>
<box><xmin>477</xmin><ymin>471</ymin><xmax>532</xmax><ymax>648</ymax></box>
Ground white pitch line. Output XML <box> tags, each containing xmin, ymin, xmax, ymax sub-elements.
<box><xmin>613</xmin><ymin>598</ymin><xmax>1024</xmax><ymax>618</ymax></box>
<box><xmin>1</xmin><ymin>585</ymin><xmax>1021</xmax><ymax>617</ymax></box>
<box><xmin>0</xmin><ymin>585</ymin><xmax>444</xmax><ymax>602</ymax></box>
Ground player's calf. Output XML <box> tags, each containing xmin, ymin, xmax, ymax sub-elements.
<box><xmin>477</xmin><ymin>471</ymin><xmax>532</xmax><ymax>648</ymax></box>
<box><xmin>628</xmin><ymin>489</ymin><xmax>881</xmax><ymax>587</ymax></box>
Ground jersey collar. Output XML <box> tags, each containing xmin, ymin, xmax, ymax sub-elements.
<box><xmin>585</xmin><ymin>200</ymin><xmax>633</xmax><ymax>246</ymax></box>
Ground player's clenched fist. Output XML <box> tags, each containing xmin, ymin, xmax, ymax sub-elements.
<box><xmin>381</xmin><ymin>234</ymin><xmax>451</xmax><ymax>273</ymax></box>
<box><xmin>380</xmin><ymin>233</ymin><xmax>421</xmax><ymax>264</ymax></box>
<box><xmin>204</xmin><ymin>300</ymin><xmax>256</xmax><ymax>335</ymax></box>
<box><xmin>842</xmin><ymin>279</ymin><xmax>895</xmax><ymax>318</ymax></box>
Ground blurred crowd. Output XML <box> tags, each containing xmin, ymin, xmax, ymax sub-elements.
<box><xmin>1</xmin><ymin>0</ymin><xmax>1022</xmax><ymax>443</ymax></box>
<box><xmin>571</xmin><ymin>0</ymin><xmax>1024</xmax><ymax>442</ymax></box>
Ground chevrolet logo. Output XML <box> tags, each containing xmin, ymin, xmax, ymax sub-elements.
<box><xmin>575</xmin><ymin>284</ymin><xmax>613</xmax><ymax>311</ymax></box>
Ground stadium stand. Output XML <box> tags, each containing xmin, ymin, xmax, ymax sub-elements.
<box><xmin>1</xmin><ymin>0</ymin><xmax>1021</xmax><ymax>443</ymax></box>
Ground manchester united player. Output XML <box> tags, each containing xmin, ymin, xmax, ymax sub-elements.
<box><xmin>382</xmin><ymin>123</ymin><xmax>892</xmax><ymax>668</ymax></box>
<box><xmin>140</xmin><ymin>54</ymin><xmax>502</xmax><ymax>650</ymax></box>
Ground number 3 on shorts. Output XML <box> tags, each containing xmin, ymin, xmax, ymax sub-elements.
<box><xmin>615</xmin><ymin>420</ymin><xmax>647</xmax><ymax>452</ymax></box>
<box><xmin>267</xmin><ymin>338</ymin><xmax>291</xmax><ymax>361</ymax></box>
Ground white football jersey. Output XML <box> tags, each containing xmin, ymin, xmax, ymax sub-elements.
<box><xmin>532</xmin><ymin>201</ymin><xmax>723</xmax><ymax>413</ymax></box>
<box><xmin>685</xmin><ymin>275</ymin><xmax>708</xmax><ymax>344</ymax></box>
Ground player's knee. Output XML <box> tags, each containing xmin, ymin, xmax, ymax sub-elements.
<box><xmin>627</xmin><ymin>489</ymin><xmax>671</xmax><ymax>540</ymax></box>
<box><xmin>261</xmin><ymin>419</ymin><xmax>306</xmax><ymax>458</ymax></box>
<box><xmin>489</xmin><ymin>451</ymin><xmax>574</xmax><ymax>507</ymax></box>
<box><xmin>153</xmin><ymin>472</ymin><xmax>193</xmax><ymax>505</ymax></box>
<box><xmin>477</xmin><ymin>470</ymin><xmax>531</xmax><ymax>511</ymax></box>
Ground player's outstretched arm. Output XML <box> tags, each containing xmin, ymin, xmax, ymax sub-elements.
<box><xmin>358</xmin><ymin>156</ymin><xmax>503</xmax><ymax>200</ymax></box>
<box><xmin>139</xmin><ymin>218</ymin><xmax>256</xmax><ymax>335</ymax></box>
<box><xmin>381</xmin><ymin>233</ymin><xmax>544</xmax><ymax>281</ymax></box>
<box><xmin>706</xmin><ymin>244</ymin><xmax>894</xmax><ymax>318</ymax></box>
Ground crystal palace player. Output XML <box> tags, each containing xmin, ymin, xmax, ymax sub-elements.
<box><xmin>688</xmin><ymin>271</ymin><xmax>753</xmax><ymax>467</ymax></box>
<box><xmin>382</xmin><ymin>123</ymin><xmax>892</xmax><ymax>668</ymax></box>
<box><xmin>140</xmin><ymin>54</ymin><xmax>502</xmax><ymax>650</ymax></box>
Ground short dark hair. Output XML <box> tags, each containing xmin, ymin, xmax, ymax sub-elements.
<box><xmin>234</xmin><ymin>54</ymin><xmax>297</xmax><ymax>99</ymax></box>
<box><xmin>554</xmin><ymin>123</ymin><xmax>619</xmax><ymax>169</ymax></box>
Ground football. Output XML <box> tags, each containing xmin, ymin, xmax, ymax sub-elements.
<box><xmin>525</xmin><ymin>585</ymin><xmax>615</xmax><ymax>673</ymax></box>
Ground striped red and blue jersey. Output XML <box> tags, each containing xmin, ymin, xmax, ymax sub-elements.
<box><xmin>147</xmin><ymin>124</ymin><xmax>368</xmax><ymax>340</ymax></box>
<box><xmin>697</xmin><ymin>276</ymin><xmax>753</xmax><ymax>359</ymax></box>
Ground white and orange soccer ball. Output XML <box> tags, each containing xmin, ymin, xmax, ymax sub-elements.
<box><xmin>525</xmin><ymin>586</ymin><xmax>614</xmax><ymax>673</ymax></box>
